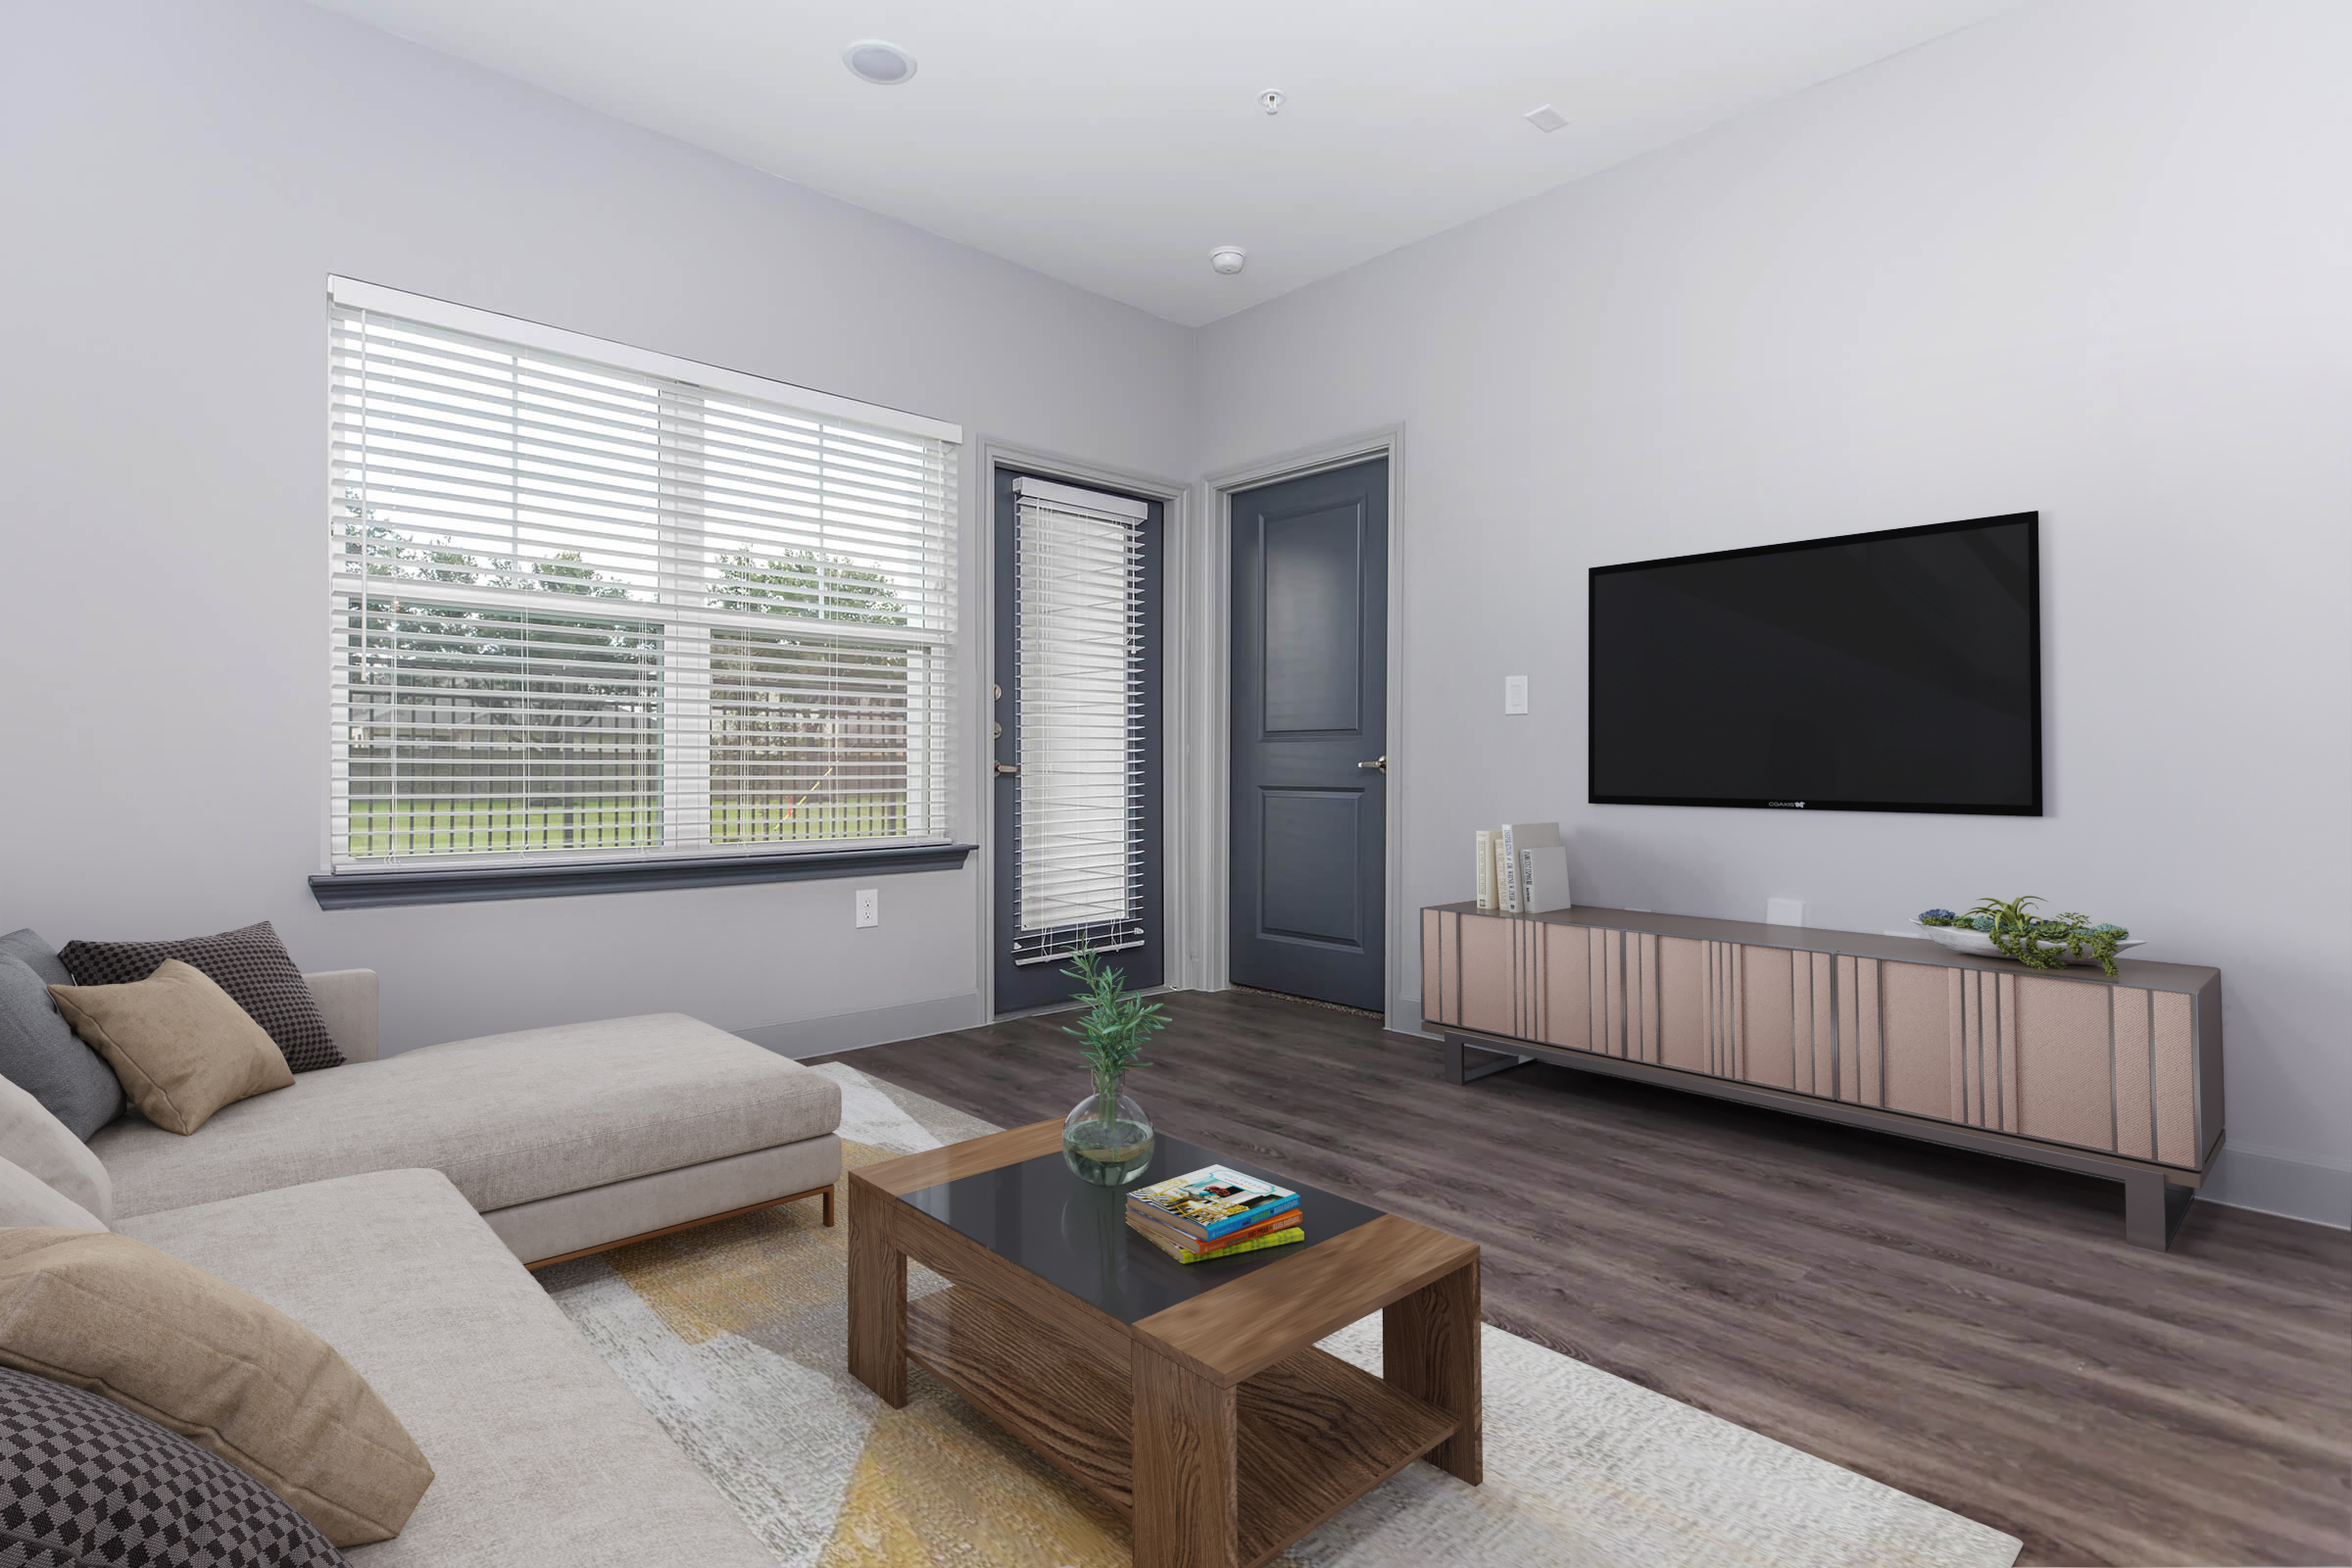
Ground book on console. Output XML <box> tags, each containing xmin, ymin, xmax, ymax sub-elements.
<box><xmin>1127</xmin><ymin>1164</ymin><xmax>1300</xmax><ymax>1240</ymax></box>
<box><xmin>1520</xmin><ymin>843</ymin><xmax>1573</xmax><ymax>913</ymax></box>
<box><xmin>1500</xmin><ymin>821</ymin><xmax>1560</xmax><ymax>912</ymax></box>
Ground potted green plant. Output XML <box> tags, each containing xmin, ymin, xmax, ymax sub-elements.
<box><xmin>1059</xmin><ymin>947</ymin><xmax>1167</xmax><ymax>1185</ymax></box>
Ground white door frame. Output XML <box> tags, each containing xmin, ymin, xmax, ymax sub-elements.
<box><xmin>972</xmin><ymin>436</ymin><xmax>1196</xmax><ymax>1022</ymax></box>
<box><xmin>1191</xmin><ymin>426</ymin><xmax>1409</xmax><ymax>1033</ymax></box>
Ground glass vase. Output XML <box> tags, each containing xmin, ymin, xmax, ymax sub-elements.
<box><xmin>1062</xmin><ymin>1084</ymin><xmax>1154</xmax><ymax>1186</ymax></box>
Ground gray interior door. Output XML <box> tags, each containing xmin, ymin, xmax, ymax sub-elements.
<box><xmin>993</xmin><ymin>469</ymin><xmax>1164</xmax><ymax>1014</ymax></box>
<box><xmin>1229</xmin><ymin>459</ymin><xmax>1388</xmax><ymax>1011</ymax></box>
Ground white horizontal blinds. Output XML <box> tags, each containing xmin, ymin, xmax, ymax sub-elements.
<box><xmin>328</xmin><ymin>285</ymin><xmax>956</xmax><ymax>869</ymax></box>
<box><xmin>1010</xmin><ymin>478</ymin><xmax>1149</xmax><ymax>965</ymax></box>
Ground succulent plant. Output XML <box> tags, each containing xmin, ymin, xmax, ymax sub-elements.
<box><xmin>1940</xmin><ymin>896</ymin><xmax>2133</xmax><ymax>977</ymax></box>
<box><xmin>1919</xmin><ymin>908</ymin><xmax>1956</xmax><ymax>922</ymax></box>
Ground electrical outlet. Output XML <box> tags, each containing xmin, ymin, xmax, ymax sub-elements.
<box><xmin>1503</xmin><ymin>674</ymin><xmax>1529</xmax><ymax>714</ymax></box>
<box><xmin>855</xmin><ymin>888</ymin><xmax>879</xmax><ymax>928</ymax></box>
<box><xmin>1767</xmin><ymin>898</ymin><xmax>1805</xmax><ymax>927</ymax></box>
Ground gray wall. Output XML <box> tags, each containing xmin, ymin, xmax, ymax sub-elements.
<box><xmin>0</xmin><ymin>0</ymin><xmax>1192</xmax><ymax>1056</ymax></box>
<box><xmin>1192</xmin><ymin>0</ymin><xmax>2352</xmax><ymax>1223</ymax></box>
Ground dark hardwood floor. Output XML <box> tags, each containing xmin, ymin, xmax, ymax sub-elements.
<box><xmin>812</xmin><ymin>987</ymin><xmax>2351</xmax><ymax>1567</ymax></box>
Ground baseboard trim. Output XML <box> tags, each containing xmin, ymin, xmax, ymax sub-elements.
<box><xmin>735</xmin><ymin>991</ymin><xmax>983</xmax><ymax>1059</ymax></box>
<box><xmin>2194</xmin><ymin>1145</ymin><xmax>2351</xmax><ymax>1228</ymax></box>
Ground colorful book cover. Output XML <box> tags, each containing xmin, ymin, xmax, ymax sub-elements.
<box><xmin>1127</xmin><ymin>1165</ymin><xmax>1300</xmax><ymax>1238</ymax></box>
<box><xmin>1129</xmin><ymin>1222</ymin><xmax>1306</xmax><ymax>1266</ymax></box>
<box><xmin>1127</xmin><ymin>1205</ymin><xmax>1300</xmax><ymax>1254</ymax></box>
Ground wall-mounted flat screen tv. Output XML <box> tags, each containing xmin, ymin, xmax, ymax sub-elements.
<box><xmin>1590</xmin><ymin>512</ymin><xmax>2040</xmax><ymax>815</ymax></box>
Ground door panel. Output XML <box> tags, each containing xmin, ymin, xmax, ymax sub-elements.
<box><xmin>1540</xmin><ymin>922</ymin><xmax>1592</xmax><ymax>1052</ymax></box>
<box><xmin>1260</xmin><ymin>512</ymin><xmax>1364</xmax><ymax>734</ymax></box>
<box><xmin>1879</xmin><ymin>958</ymin><xmax>1953</xmax><ymax>1119</ymax></box>
<box><xmin>1656</xmin><ymin>937</ymin><xmax>1708</xmax><ymax>1074</ymax></box>
<box><xmin>1258</xmin><ymin>789</ymin><xmax>1363</xmax><ymax>944</ymax></box>
<box><xmin>2012</xmin><ymin>974</ymin><xmax>2111</xmax><ymax>1150</ymax></box>
<box><xmin>1739</xmin><ymin>945</ymin><xmax>1797</xmax><ymax>1090</ymax></box>
<box><xmin>1229</xmin><ymin>460</ymin><xmax>1388</xmax><ymax>1010</ymax></box>
<box><xmin>992</xmin><ymin>469</ymin><xmax>1164</xmax><ymax>1013</ymax></box>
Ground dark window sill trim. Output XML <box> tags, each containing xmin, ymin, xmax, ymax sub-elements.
<box><xmin>310</xmin><ymin>843</ymin><xmax>977</xmax><ymax>910</ymax></box>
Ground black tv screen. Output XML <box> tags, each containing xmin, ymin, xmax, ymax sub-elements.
<box><xmin>1590</xmin><ymin>513</ymin><xmax>2040</xmax><ymax>815</ymax></box>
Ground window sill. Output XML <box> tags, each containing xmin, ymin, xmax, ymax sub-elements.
<box><xmin>309</xmin><ymin>842</ymin><xmax>977</xmax><ymax>910</ymax></box>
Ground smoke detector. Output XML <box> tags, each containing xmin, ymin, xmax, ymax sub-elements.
<box><xmin>842</xmin><ymin>39</ymin><xmax>916</xmax><ymax>85</ymax></box>
<box><xmin>1259</xmin><ymin>89</ymin><xmax>1286</xmax><ymax>116</ymax></box>
<box><xmin>1208</xmin><ymin>246</ymin><xmax>1248</xmax><ymax>276</ymax></box>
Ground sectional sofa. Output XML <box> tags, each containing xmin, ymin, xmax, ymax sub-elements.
<box><xmin>11</xmin><ymin>963</ymin><xmax>844</xmax><ymax>1565</ymax></box>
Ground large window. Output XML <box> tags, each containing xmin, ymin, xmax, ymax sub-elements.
<box><xmin>326</xmin><ymin>279</ymin><xmax>958</xmax><ymax>875</ymax></box>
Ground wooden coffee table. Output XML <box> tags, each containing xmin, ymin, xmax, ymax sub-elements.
<box><xmin>848</xmin><ymin>1121</ymin><xmax>1481</xmax><ymax>1568</ymax></box>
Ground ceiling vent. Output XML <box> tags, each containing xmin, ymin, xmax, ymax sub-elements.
<box><xmin>1524</xmin><ymin>104</ymin><xmax>1568</xmax><ymax>133</ymax></box>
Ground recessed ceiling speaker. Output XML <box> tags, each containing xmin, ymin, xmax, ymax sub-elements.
<box><xmin>843</xmin><ymin>40</ymin><xmax>916</xmax><ymax>85</ymax></box>
<box><xmin>1208</xmin><ymin>246</ymin><xmax>1248</xmax><ymax>275</ymax></box>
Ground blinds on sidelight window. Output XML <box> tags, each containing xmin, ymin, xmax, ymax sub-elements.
<box><xmin>1009</xmin><ymin>476</ymin><xmax>1150</xmax><ymax>965</ymax></box>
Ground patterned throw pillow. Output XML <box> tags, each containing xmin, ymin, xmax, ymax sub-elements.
<box><xmin>0</xmin><ymin>1366</ymin><xmax>347</xmax><ymax>1567</ymax></box>
<box><xmin>57</xmin><ymin>923</ymin><xmax>342</xmax><ymax>1073</ymax></box>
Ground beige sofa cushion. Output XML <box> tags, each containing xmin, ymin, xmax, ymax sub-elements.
<box><xmin>95</xmin><ymin>1012</ymin><xmax>842</xmax><ymax>1220</ymax></box>
<box><xmin>0</xmin><ymin>1227</ymin><xmax>433</xmax><ymax>1545</ymax></box>
<box><xmin>481</xmin><ymin>1133</ymin><xmax>840</xmax><ymax>1265</ymax></box>
<box><xmin>0</xmin><ymin>1069</ymin><xmax>112</xmax><ymax>1219</ymax></box>
<box><xmin>116</xmin><ymin>1168</ymin><xmax>773</xmax><ymax>1568</ymax></box>
<box><xmin>50</xmin><ymin>960</ymin><xmax>294</xmax><ymax>1134</ymax></box>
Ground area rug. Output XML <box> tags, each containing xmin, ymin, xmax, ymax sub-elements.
<box><xmin>539</xmin><ymin>1063</ymin><xmax>2021</xmax><ymax>1568</ymax></box>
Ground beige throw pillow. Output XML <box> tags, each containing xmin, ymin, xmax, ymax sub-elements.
<box><xmin>0</xmin><ymin>1228</ymin><xmax>434</xmax><ymax>1545</ymax></box>
<box><xmin>48</xmin><ymin>959</ymin><xmax>293</xmax><ymax>1134</ymax></box>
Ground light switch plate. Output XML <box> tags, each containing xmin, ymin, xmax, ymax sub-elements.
<box><xmin>1766</xmin><ymin>898</ymin><xmax>1805</xmax><ymax>927</ymax></box>
<box><xmin>855</xmin><ymin>888</ymin><xmax>879</xmax><ymax>928</ymax></box>
<box><xmin>1503</xmin><ymin>674</ymin><xmax>1529</xmax><ymax>714</ymax></box>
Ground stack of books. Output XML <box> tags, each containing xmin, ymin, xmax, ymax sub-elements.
<box><xmin>1475</xmin><ymin>821</ymin><xmax>1570</xmax><ymax>913</ymax></box>
<box><xmin>1125</xmin><ymin>1164</ymin><xmax>1305</xmax><ymax>1265</ymax></box>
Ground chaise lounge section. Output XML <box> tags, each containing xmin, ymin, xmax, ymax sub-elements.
<box><xmin>92</xmin><ymin>970</ymin><xmax>844</xmax><ymax>1265</ymax></box>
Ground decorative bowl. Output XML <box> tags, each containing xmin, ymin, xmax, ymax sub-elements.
<box><xmin>1911</xmin><ymin>920</ymin><xmax>2143</xmax><ymax>966</ymax></box>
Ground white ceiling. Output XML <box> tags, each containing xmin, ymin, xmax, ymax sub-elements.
<box><xmin>308</xmin><ymin>0</ymin><xmax>2021</xmax><ymax>326</ymax></box>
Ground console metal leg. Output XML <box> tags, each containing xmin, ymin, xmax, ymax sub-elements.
<box><xmin>2123</xmin><ymin>1168</ymin><xmax>2193</xmax><ymax>1250</ymax></box>
<box><xmin>1446</xmin><ymin>1033</ymin><xmax>1534</xmax><ymax>1086</ymax></box>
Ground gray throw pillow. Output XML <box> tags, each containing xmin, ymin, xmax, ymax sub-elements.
<box><xmin>58</xmin><ymin>922</ymin><xmax>343</xmax><ymax>1074</ymax></box>
<box><xmin>0</xmin><ymin>955</ymin><xmax>123</xmax><ymax>1139</ymax></box>
<box><xmin>0</xmin><ymin>928</ymin><xmax>74</xmax><ymax>988</ymax></box>
<box><xmin>0</xmin><ymin>1365</ymin><xmax>349</xmax><ymax>1568</ymax></box>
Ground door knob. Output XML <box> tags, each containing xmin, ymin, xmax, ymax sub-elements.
<box><xmin>1357</xmin><ymin>756</ymin><xmax>1388</xmax><ymax>773</ymax></box>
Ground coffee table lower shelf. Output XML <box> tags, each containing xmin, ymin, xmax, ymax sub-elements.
<box><xmin>906</xmin><ymin>1282</ymin><xmax>1458</xmax><ymax>1568</ymax></box>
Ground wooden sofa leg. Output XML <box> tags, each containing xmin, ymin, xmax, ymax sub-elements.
<box><xmin>823</xmin><ymin>1186</ymin><xmax>836</xmax><ymax>1227</ymax></box>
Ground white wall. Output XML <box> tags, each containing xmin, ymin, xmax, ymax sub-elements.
<box><xmin>0</xmin><ymin>0</ymin><xmax>1192</xmax><ymax>1055</ymax></box>
<box><xmin>1192</xmin><ymin>0</ymin><xmax>2352</xmax><ymax>1222</ymax></box>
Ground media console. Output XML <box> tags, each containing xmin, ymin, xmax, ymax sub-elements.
<box><xmin>1422</xmin><ymin>903</ymin><xmax>2223</xmax><ymax>1250</ymax></box>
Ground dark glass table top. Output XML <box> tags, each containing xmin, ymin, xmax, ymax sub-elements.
<box><xmin>895</xmin><ymin>1132</ymin><xmax>1386</xmax><ymax>1324</ymax></box>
